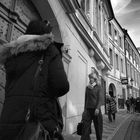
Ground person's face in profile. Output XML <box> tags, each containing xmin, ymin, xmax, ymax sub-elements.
<box><xmin>89</xmin><ymin>73</ymin><xmax>97</xmax><ymax>84</ymax></box>
<box><xmin>89</xmin><ymin>77</ymin><xmax>96</xmax><ymax>84</ymax></box>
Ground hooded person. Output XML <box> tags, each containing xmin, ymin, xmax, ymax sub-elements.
<box><xmin>0</xmin><ymin>20</ymin><xmax>69</xmax><ymax>140</ymax></box>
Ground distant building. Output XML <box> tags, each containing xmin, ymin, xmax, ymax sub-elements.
<box><xmin>107</xmin><ymin>18</ymin><xmax>127</xmax><ymax>110</ymax></box>
<box><xmin>123</xmin><ymin>29</ymin><xmax>140</xmax><ymax>98</ymax></box>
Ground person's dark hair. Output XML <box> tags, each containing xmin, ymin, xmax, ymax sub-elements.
<box><xmin>25</xmin><ymin>20</ymin><xmax>53</xmax><ymax>35</ymax></box>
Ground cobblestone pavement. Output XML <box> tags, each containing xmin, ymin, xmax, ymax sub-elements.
<box><xmin>63</xmin><ymin>110</ymin><xmax>133</xmax><ymax>140</ymax></box>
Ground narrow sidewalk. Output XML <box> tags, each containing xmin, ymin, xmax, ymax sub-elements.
<box><xmin>63</xmin><ymin>110</ymin><xmax>133</xmax><ymax>140</ymax></box>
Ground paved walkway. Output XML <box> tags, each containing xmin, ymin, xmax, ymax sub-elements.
<box><xmin>124</xmin><ymin>113</ymin><xmax>140</xmax><ymax>140</ymax></box>
<box><xmin>63</xmin><ymin>110</ymin><xmax>133</xmax><ymax>140</ymax></box>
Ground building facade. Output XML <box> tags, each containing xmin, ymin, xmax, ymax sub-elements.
<box><xmin>58</xmin><ymin>0</ymin><xmax>114</xmax><ymax>133</ymax></box>
<box><xmin>0</xmin><ymin>0</ymin><xmax>114</xmax><ymax>134</ymax></box>
<box><xmin>124</xmin><ymin>29</ymin><xmax>140</xmax><ymax>98</ymax></box>
<box><xmin>107</xmin><ymin>18</ymin><xmax>127</xmax><ymax>109</ymax></box>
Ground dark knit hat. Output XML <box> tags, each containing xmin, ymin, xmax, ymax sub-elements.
<box><xmin>25</xmin><ymin>20</ymin><xmax>53</xmax><ymax>35</ymax></box>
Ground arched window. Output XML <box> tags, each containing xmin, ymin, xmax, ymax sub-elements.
<box><xmin>77</xmin><ymin>0</ymin><xmax>91</xmax><ymax>22</ymax></box>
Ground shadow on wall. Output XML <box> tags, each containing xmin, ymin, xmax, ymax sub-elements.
<box><xmin>63</xmin><ymin>99</ymin><xmax>79</xmax><ymax>133</ymax></box>
<box><xmin>67</xmin><ymin>99</ymin><xmax>78</xmax><ymax>117</ymax></box>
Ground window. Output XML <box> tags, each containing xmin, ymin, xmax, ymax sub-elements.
<box><xmin>131</xmin><ymin>66</ymin><xmax>134</xmax><ymax>79</ymax></box>
<box><xmin>134</xmin><ymin>70</ymin><xmax>136</xmax><ymax>85</ymax></box>
<box><xmin>136</xmin><ymin>56</ymin><xmax>138</xmax><ymax>66</ymax></box>
<box><xmin>137</xmin><ymin>72</ymin><xmax>138</xmax><ymax>84</ymax></box>
<box><xmin>119</xmin><ymin>35</ymin><xmax>122</xmax><ymax>48</ymax></box>
<box><xmin>125</xmin><ymin>40</ymin><xmax>128</xmax><ymax>50</ymax></box>
<box><xmin>132</xmin><ymin>50</ymin><xmax>134</xmax><ymax>63</ymax></box>
<box><xmin>104</xmin><ymin>16</ymin><xmax>107</xmax><ymax>34</ymax></box>
<box><xmin>109</xmin><ymin>22</ymin><xmax>112</xmax><ymax>36</ymax></box>
<box><xmin>116</xmin><ymin>54</ymin><xmax>119</xmax><ymax>70</ymax></box>
<box><xmin>133</xmin><ymin>51</ymin><xmax>136</xmax><ymax>64</ymax></box>
<box><xmin>79</xmin><ymin>0</ymin><xmax>91</xmax><ymax>22</ymax></box>
<box><xmin>129</xmin><ymin>46</ymin><xmax>132</xmax><ymax>59</ymax></box>
<box><xmin>135</xmin><ymin>70</ymin><xmax>137</xmax><ymax>85</ymax></box>
<box><xmin>121</xmin><ymin>58</ymin><xmax>123</xmax><ymax>73</ymax></box>
<box><xmin>135</xmin><ymin>71</ymin><xmax>137</xmax><ymax>84</ymax></box>
<box><xmin>114</xmin><ymin>29</ymin><xmax>117</xmax><ymax>42</ymax></box>
<box><xmin>85</xmin><ymin>0</ymin><xmax>90</xmax><ymax>21</ymax></box>
<box><xmin>109</xmin><ymin>48</ymin><xmax>113</xmax><ymax>65</ymax></box>
<box><xmin>125</xmin><ymin>40</ymin><xmax>129</xmax><ymax>57</ymax></box>
<box><xmin>127</xmin><ymin>63</ymin><xmax>130</xmax><ymax>77</ymax></box>
<box><xmin>98</xmin><ymin>4</ymin><xmax>101</xmax><ymax>37</ymax></box>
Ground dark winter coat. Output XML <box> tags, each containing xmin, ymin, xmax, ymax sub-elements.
<box><xmin>0</xmin><ymin>34</ymin><xmax>69</xmax><ymax>140</ymax></box>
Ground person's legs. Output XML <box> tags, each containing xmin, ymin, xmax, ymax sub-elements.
<box><xmin>108</xmin><ymin>110</ymin><xmax>112</xmax><ymax>122</ymax></box>
<box><xmin>131</xmin><ymin>104</ymin><xmax>134</xmax><ymax>113</ymax></box>
<box><xmin>126</xmin><ymin>105</ymin><xmax>129</xmax><ymax>112</ymax></box>
<box><xmin>112</xmin><ymin>113</ymin><xmax>115</xmax><ymax>121</ymax></box>
<box><xmin>128</xmin><ymin>105</ymin><xmax>130</xmax><ymax>113</ymax></box>
<box><xmin>130</xmin><ymin>104</ymin><xmax>133</xmax><ymax>113</ymax></box>
<box><xmin>93</xmin><ymin>110</ymin><xmax>103</xmax><ymax>140</ymax></box>
<box><xmin>133</xmin><ymin>104</ymin><xmax>135</xmax><ymax>113</ymax></box>
<box><xmin>80</xmin><ymin>110</ymin><xmax>92</xmax><ymax>140</ymax></box>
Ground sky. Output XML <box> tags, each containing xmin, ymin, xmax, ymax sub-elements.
<box><xmin>111</xmin><ymin>0</ymin><xmax>140</xmax><ymax>47</ymax></box>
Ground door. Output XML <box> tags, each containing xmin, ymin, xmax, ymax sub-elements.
<box><xmin>0</xmin><ymin>0</ymin><xmax>41</xmax><ymax>115</ymax></box>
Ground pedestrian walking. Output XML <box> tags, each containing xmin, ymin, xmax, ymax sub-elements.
<box><xmin>135</xmin><ymin>97</ymin><xmax>140</xmax><ymax>113</ymax></box>
<box><xmin>80</xmin><ymin>68</ymin><xmax>103</xmax><ymax>140</ymax></box>
<box><xmin>130</xmin><ymin>96</ymin><xmax>135</xmax><ymax>113</ymax></box>
<box><xmin>107</xmin><ymin>95</ymin><xmax>117</xmax><ymax>122</ymax></box>
<box><xmin>125</xmin><ymin>97</ymin><xmax>130</xmax><ymax>113</ymax></box>
<box><xmin>0</xmin><ymin>20</ymin><xmax>69</xmax><ymax>140</ymax></box>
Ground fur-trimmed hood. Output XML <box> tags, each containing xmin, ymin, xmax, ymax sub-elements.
<box><xmin>0</xmin><ymin>33</ymin><xmax>54</xmax><ymax>64</ymax></box>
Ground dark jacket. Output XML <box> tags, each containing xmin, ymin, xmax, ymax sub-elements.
<box><xmin>0</xmin><ymin>34</ymin><xmax>69</xmax><ymax>140</ymax></box>
<box><xmin>85</xmin><ymin>84</ymin><xmax>102</xmax><ymax>110</ymax></box>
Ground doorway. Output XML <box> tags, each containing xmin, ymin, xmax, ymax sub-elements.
<box><xmin>109</xmin><ymin>83</ymin><xmax>116</xmax><ymax>97</ymax></box>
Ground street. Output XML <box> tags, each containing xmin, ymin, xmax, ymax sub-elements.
<box><xmin>63</xmin><ymin>110</ymin><xmax>135</xmax><ymax>140</ymax></box>
<box><xmin>113</xmin><ymin>113</ymin><xmax>140</xmax><ymax>140</ymax></box>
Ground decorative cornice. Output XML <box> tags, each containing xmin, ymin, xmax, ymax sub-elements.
<box><xmin>59</xmin><ymin>0</ymin><xmax>111</xmax><ymax>71</ymax></box>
